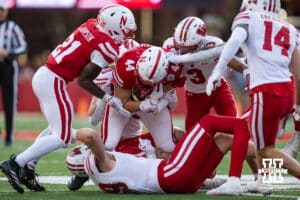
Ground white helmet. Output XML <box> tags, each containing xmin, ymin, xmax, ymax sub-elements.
<box><xmin>132</xmin><ymin>46</ymin><xmax>168</xmax><ymax>101</ymax></box>
<box><xmin>98</xmin><ymin>4</ymin><xmax>137</xmax><ymax>44</ymax></box>
<box><xmin>137</xmin><ymin>46</ymin><xmax>168</xmax><ymax>86</ymax></box>
<box><xmin>240</xmin><ymin>0</ymin><xmax>281</xmax><ymax>17</ymax></box>
<box><xmin>174</xmin><ymin>16</ymin><xmax>207</xmax><ymax>53</ymax></box>
<box><xmin>66</xmin><ymin>145</ymin><xmax>90</xmax><ymax>177</ymax></box>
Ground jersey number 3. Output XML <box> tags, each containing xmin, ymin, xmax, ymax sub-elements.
<box><xmin>262</xmin><ymin>21</ymin><xmax>290</xmax><ymax>57</ymax></box>
<box><xmin>52</xmin><ymin>33</ymin><xmax>81</xmax><ymax>64</ymax></box>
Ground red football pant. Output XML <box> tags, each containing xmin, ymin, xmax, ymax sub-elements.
<box><xmin>185</xmin><ymin>79</ymin><xmax>237</xmax><ymax>131</ymax></box>
<box><xmin>200</xmin><ymin>114</ymin><xmax>251</xmax><ymax>177</ymax></box>
<box><xmin>249</xmin><ymin>92</ymin><xmax>294</xmax><ymax>149</ymax></box>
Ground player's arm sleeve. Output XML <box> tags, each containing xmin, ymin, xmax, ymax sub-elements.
<box><xmin>214</xmin><ymin>26</ymin><xmax>248</xmax><ymax>75</ymax></box>
<box><xmin>90</xmin><ymin>50</ymin><xmax>109</xmax><ymax>69</ymax></box>
<box><xmin>168</xmin><ymin>45</ymin><xmax>224</xmax><ymax>64</ymax></box>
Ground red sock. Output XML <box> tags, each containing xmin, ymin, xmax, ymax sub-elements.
<box><xmin>229</xmin><ymin>119</ymin><xmax>251</xmax><ymax>178</ymax></box>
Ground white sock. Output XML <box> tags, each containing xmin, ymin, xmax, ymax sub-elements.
<box><xmin>254</xmin><ymin>173</ymin><xmax>258</xmax><ymax>181</ymax></box>
<box><xmin>294</xmin><ymin>132</ymin><xmax>300</xmax><ymax>151</ymax></box>
<box><xmin>26</xmin><ymin>160</ymin><xmax>38</xmax><ymax>170</ymax></box>
<box><xmin>15</xmin><ymin>134</ymin><xmax>65</xmax><ymax>167</ymax></box>
<box><xmin>227</xmin><ymin>176</ymin><xmax>240</xmax><ymax>183</ymax></box>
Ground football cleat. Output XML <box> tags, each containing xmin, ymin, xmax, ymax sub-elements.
<box><xmin>282</xmin><ymin>132</ymin><xmax>299</xmax><ymax>159</ymax></box>
<box><xmin>0</xmin><ymin>156</ymin><xmax>24</xmax><ymax>193</ymax></box>
<box><xmin>201</xmin><ymin>177</ymin><xmax>226</xmax><ymax>190</ymax></box>
<box><xmin>206</xmin><ymin>177</ymin><xmax>243</xmax><ymax>196</ymax></box>
<box><xmin>19</xmin><ymin>165</ymin><xmax>45</xmax><ymax>191</ymax></box>
<box><xmin>67</xmin><ymin>175</ymin><xmax>89</xmax><ymax>191</ymax></box>
<box><xmin>246</xmin><ymin>176</ymin><xmax>273</xmax><ymax>196</ymax></box>
<box><xmin>282</xmin><ymin>147</ymin><xmax>298</xmax><ymax>159</ymax></box>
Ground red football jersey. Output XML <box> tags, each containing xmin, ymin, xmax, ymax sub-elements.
<box><xmin>46</xmin><ymin>19</ymin><xmax>119</xmax><ymax>83</ymax></box>
<box><xmin>113</xmin><ymin>45</ymin><xmax>150</xmax><ymax>89</ymax></box>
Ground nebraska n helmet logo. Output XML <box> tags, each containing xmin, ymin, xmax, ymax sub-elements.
<box><xmin>120</xmin><ymin>16</ymin><xmax>127</xmax><ymax>26</ymax></box>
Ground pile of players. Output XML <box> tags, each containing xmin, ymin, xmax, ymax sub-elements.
<box><xmin>1</xmin><ymin>0</ymin><xmax>300</xmax><ymax>196</ymax></box>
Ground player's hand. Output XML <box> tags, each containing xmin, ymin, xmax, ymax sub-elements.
<box><xmin>206</xmin><ymin>70</ymin><xmax>221</xmax><ymax>96</ymax></box>
<box><xmin>103</xmin><ymin>94</ymin><xmax>123</xmax><ymax>110</ymax></box>
<box><xmin>113</xmin><ymin>107</ymin><xmax>131</xmax><ymax>118</ymax></box>
<box><xmin>88</xmin><ymin>98</ymin><xmax>106</xmax><ymax>126</ymax></box>
<box><xmin>152</xmin><ymin>99</ymin><xmax>169</xmax><ymax>114</ymax></box>
<box><xmin>164</xmin><ymin>88</ymin><xmax>178</xmax><ymax>109</ymax></box>
<box><xmin>293</xmin><ymin>106</ymin><xmax>300</xmax><ymax>131</ymax></box>
<box><xmin>139</xmin><ymin>98</ymin><xmax>158</xmax><ymax>113</ymax></box>
<box><xmin>150</xmin><ymin>84</ymin><xmax>164</xmax><ymax>104</ymax></box>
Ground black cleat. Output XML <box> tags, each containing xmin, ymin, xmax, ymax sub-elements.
<box><xmin>19</xmin><ymin>165</ymin><xmax>45</xmax><ymax>192</ymax></box>
<box><xmin>67</xmin><ymin>175</ymin><xmax>89</xmax><ymax>191</ymax></box>
<box><xmin>0</xmin><ymin>156</ymin><xmax>24</xmax><ymax>193</ymax></box>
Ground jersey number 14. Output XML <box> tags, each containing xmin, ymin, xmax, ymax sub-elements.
<box><xmin>262</xmin><ymin>21</ymin><xmax>290</xmax><ymax>57</ymax></box>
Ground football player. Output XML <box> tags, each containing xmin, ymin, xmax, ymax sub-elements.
<box><xmin>88</xmin><ymin>38</ymin><xmax>140</xmax><ymax>126</ymax></box>
<box><xmin>206</xmin><ymin>0</ymin><xmax>300</xmax><ymax>195</ymax></box>
<box><xmin>163</xmin><ymin>16</ymin><xmax>257</xmax><ymax>185</ymax></box>
<box><xmin>0</xmin><ymin>4</ymin><xmax>137</xmax><ymax>193</ymax></box>
<box><xmin>100</xmin><ymin>45</ymin><xmax>178</xmax><ymax>154</ymax></box>
<box><xmin>163</xmin><ymin>16</ymin><xmax>248</xmax><ymax>132</ymax></box>
<box><xmin>66</xmin><ymin>113</ymin><xmax>256</xmax><ymax>195</ymax></box>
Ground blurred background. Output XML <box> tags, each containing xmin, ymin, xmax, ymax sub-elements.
<box><xmin>0</xmin><ymin>0</ymin><xmax>299</xmax><ymax>117</ymax></box>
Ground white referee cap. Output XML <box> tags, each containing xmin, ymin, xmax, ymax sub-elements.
<box><xmin>0</xmin><ymin>1</ymin><xmax>8</xmax><ymax>10</ymax></box>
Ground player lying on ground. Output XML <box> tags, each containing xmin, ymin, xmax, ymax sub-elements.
<box><xmin>67</xmin><ymin>114</ymin><xmax>255</xmax><ymax>195</ymax></box>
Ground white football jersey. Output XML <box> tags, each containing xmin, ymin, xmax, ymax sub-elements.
<box><xmin>182</xmin><ymin>36</ymin><xmax>224</xmax><ymax>93</ymax></box>
<box><xmin>84</xmin><ymin>151</ymin><xmax>164</xmax><ymax>193</ymax></box>
<box><xmin>232</xmin><ymin>11</ymin><xmax>298</xmax><ymax>89</ymax></box>
<box><xmin>162</xmin><ymin>36</ymin><xmax>223</xmax><ymax>93</ymax></box>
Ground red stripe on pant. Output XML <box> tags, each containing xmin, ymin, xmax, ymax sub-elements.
<box><xmin>59</xmin><ymin>79</ymin><xmax>72</xmax><ymax>144</ymax></box>
<box><xmin>54</xmin><ymin>78</ymin><xmax>71</xmax><ymax>144</ymax></box>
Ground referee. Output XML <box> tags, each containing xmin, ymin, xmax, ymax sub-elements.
<box><xmin>0</xmin><ymin>1</ymin><xmax>27</xmax><ymax>147</ymax></box>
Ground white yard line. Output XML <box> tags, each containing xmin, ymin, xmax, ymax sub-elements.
<box><xmin>1</xmin><ymin>175</ymin><xmax>300</xmax><ymax>186</ymax></box>
<box><xmin>1</xmin><ymin>175</ymin><xmax>300</xmax><ymax>192</ymax></box>
<box><xmin>242</xmin><ymin>193</ymin><xmax>299</xmax><ymax>199</ymax></box>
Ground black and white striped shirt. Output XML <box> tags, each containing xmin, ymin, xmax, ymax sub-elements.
<box><xmin>0</xmin><ymin>20</ymin><xmax>27</xmax><ymax>61</ymax></box>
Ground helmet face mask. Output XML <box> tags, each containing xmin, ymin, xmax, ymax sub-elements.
<box><xmin>174</xmin><ymin>42</ymin><xmax>199</xmax><ymax>54</ymax></box>
<box><xmin>240</xmin><ymin>0</ymin><xmax>281</xmax><ymax>17</ymax></box>
<box><xmin>174</xmin><ymin>16</ymin><xmax>207</xmax><ymax>54</ymax></box>
<box><xmin>132</xmin><ymin>80</ymin><xmax>153</xmax><ymax>101</ymax></box>
<box><xmin>98</xmin><ymin>4</ymin><xmax>137</xmax><ymax>44</ymax></box>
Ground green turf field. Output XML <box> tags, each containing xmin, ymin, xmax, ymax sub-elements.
<box><xmin>0</xmin><ymin>113</ymin><xmax>299</xmax><ymax>200</ymax></box>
